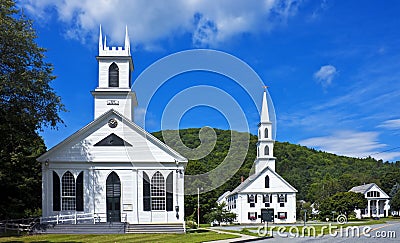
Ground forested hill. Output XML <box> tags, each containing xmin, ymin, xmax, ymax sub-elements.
<box><xmin>153</xmin><ymin>128</ymin><xmax>400</xmax><ymax>217</ymax></box>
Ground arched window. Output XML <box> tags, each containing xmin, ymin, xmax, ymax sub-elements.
<box><xmin>109</xmin><ymin>62</ymin><xmax>119</xmax><ymax>87</ymax></box>
<box><xmin>265</xmin><ymin>175</ymin><xmax>270</xmax><ymax>188</ymax></box>
<box><xmin>53</xmin><ymin>171</ymin><xmax>60</xmax><ymax>211</ymax></box>
<box><xmin>151</xmin><ymin>171</ymin><xmax>165</xmax><ymax>210</ymax></box>
<box><xmin>61</xmin><ymin>171</ymin><xmax>75</xmax><ymax>210</ymax></box>
<box><xmin>265</xmin><ymin>128</ymin><xmax>269</xmax><ymax>138</ymax></box>
<box><xmin>264</xmin><ymin>145</ymin><xmax>269</xmax><ymax>155</ymax></box>
<box><xmin>76</xmin><ymin>172</ymin><xmax>84</xmax><ymax>211</ymax></box>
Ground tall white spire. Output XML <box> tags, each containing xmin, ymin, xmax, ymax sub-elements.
<box><xmin>98</xmin><ymin>25</ymin><xmax>103</xmax><ymax>54</ymax></box>
<box><xmin>254</xmin><ymin>88</ymin><xmax>275</xmax><ymax>173</ymax></box>
<box><xmin>124</xmin><ymin>25</ymin><xmax>131</xmax><ymax>55</ymax></box>
<box><xmin>260</xmin><ymin>89</ymin><xmax>270</xmax><ymax>123</ymax></box>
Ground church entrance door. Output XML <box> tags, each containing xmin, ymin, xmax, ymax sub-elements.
<box><xmin>106</xmin><ymin>172</ymin><xmax>121</xmax><ymax>222</ymax></box>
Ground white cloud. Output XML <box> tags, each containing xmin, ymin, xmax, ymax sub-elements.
<box><xmin>20</xmin><ymin>0</ymin><xmax>302</xmax><ymax>48</ymax></box>
<box><xmin>378</xmin><ymin>119</ymin><xmax>400</xmax><ymax>130</ymax></box>
<box><xmin>314</xmin><ymin>64</ymin><xmax>337</xmax><ymax>87</ymax></box>
<box><xmin>299</xmin><ymin>130</ymin><xmax>400</xmax><ymax>161</ymax></box>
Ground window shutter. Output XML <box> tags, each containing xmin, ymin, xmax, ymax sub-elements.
<box><xmin>247</xmin><ymin>195</ymin><xmax>250</xmax><ymax>203</ymax></box>
<box><xmin>52</xmin><ymin>171</ymin><xmax>60</xmax><ymax>211</ymax></box>
<box><xmin>166</xmin><ymin>172</ymin><xmax>173</xmax><ymax>211</ymax></box>
<box><xmin>248</xmin><ymin>212</ymin><xmax>250</xmax><ymax>219</ymax></box>
<box><xmin>255</xmin><ymin>194</ymin><xmax>257</xmax><ymax>203</ymax></box>
<box><xmin>76</xmin><ymin>171</ymin><xmax>84</xmax><ymax>211</ymax></box>
<box><xmin>143</xmin><ymin>172</ymin><xmax>151</xmax><ymax>211</ymax></box>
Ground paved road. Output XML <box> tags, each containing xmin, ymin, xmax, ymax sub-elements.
<box><xmin>212</xmin><ymin>221</ymin><xmax>399</xmax><ymax>242</ymax></box>
<box><xmin>257</xmin><ymin>221</ymin><xmax>400</xmax><ymax>242</ymax></box>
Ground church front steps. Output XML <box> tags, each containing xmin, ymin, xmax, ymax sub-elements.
<box><xmin>39</xmin><ymin>222</ymin><xmax>126</xmax><ymax>234</ymax></box>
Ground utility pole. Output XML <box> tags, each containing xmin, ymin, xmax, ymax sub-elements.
<box><xmin>197</xmin><ymin>187</ymin><xmax>200</xmax><ymax>227</ymax></box>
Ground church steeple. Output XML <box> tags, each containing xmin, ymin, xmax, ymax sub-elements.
<box><xmin>260</xmin><ymin>89</ymin><xmax>270</xmax><ymax>123</ymax></box>
<box><xmin>254</xmin><ymin>88</ymin><xmax>276</xmax><ymax>173</ymax></box>
<box><xmin>124</xmin><ymin>25</ymin><xmax>131</xmax><ymax>56</ymax></box>
<box><xmin>92</xmin><ymin>26</ymin><xmax>137</xmax><ymax>121</ymax></box>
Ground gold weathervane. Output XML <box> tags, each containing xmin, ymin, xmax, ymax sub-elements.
<box><xmin>263</xmin><ymin>85</ymin><xmax>269</xmax><ymax>91</ymax></box>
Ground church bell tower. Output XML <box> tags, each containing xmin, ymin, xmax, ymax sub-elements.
<box><xmin>254</xmin><ymin>89</ymin><xmax>276</xmax><ymax>173</ymax></box>
<box><xmin>91</xmin><ymin>26</ymin><xmax>137</xmax><ymax>121</ymax></box>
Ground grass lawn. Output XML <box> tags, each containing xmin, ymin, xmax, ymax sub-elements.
<box><xmin>0</xmin><ymin>231</ymin><xmax>238</xmax><ymax>243</ymax></box>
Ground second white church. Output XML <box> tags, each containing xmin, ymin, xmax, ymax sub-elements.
<box><xmin>218</xmin><ymin>91</ymin><xmax>297</xmax><ymax>224</ymax></box>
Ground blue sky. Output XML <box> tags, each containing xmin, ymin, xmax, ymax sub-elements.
<box><xmin>20</xmin><ymin>0</ymin><xmax>400</xmax><ymax>162</ymax></box>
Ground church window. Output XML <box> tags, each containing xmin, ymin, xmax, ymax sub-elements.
<box><xmin>278</xmin><ymin>212</ymin><xmax>287</xmax><ymax>219</ymax></box>
<box><xmin>265</xmin><ymin>175</ymin><xmax>270</xmax><ymax>188</ymax></box>
<box><xmin>151</xmin><ymin>171</ymin><xmax>166</xmax><ymax>210</ymax></box>
<box><xmin>264</xmin><ymin>145</ymin><xmax>269</xmax><ymax>155</ymax></box>
<box><xmin>53</xmin><ymin>171</ymin><xmax>61</xmax><ymax>211</ymax></box>
<box><xmin>248</xmin><ymin>212</ymin><xmax>257</xmax><ymax>220</ymax></box>
<box><xmin>166</xmin><ymin>172</ymin><xmax>173</xmax><ymax>211</ymax></box>
<box><xmin>366</xmin><ymin>191</ymin><xmax>380</xmax><ymax>197</ymax></box>
<box><xmin>247</xmin><ymin>194</ymin><xmax>257</xmax><ymax>208</ymax></box>
<box><xmin>265</xmin><ymin>128</ymin><xmax>269</xmax><ymax>138</ymax></box>
<box><xmin>278</xmin><ymin>194</ymin><xmax>287</xmax><ymax>203</ymax></box>
<box><xmin>143</xmin><ymin>172</ymin><xmax>151</xmax><ymax>211</ymax></box>
<box><xmin>109</xmin><ymin>62</ymin><xmax>119</xmax><ymax>87</ymax></box>
<box><xmin>61</xmin><ymin>171</ymin><xmax>76</xmax><ymax>211</ymax></box>
<box><xmin>263</xmin><ymin>194</ymin><xmax>272</xmax><ymax>207</ymax></box>
<box><xmin>76</xmin><ymin>172</ymin><xmax>84</xmax><ymax>211</ymax></box>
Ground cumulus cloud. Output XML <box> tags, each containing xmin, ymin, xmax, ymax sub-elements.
<box><xmin>314</xmin><ymin>64</ymin><xmax>337</xmax><ymax>87</ymax></box>
<box><xmin>20</xmin><ymin>0</ymin><xmax>301</xmax><ymax>48</ymax></box>
<box><xmin>299</xmin><ymin>130</ymin><xmax>400</xmax><ymax>161</ymax></box>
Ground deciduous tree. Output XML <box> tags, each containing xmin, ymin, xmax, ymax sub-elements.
<box><xmin>0</xmin><ymin>0</ymin><xmax>64</xmax><ymax>219</ymax></box>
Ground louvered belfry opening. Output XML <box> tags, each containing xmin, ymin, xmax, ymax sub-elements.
<box><xmin>108</xmin><ymin>62</ymin><xmax>119</xmax><ymax>87</ymax></box>
<box><xmin>106</xmin><ymin>172</ymin><xmax>121</xmax><ymax>222</ymax></box>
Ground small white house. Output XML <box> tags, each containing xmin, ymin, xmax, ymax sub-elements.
<box><xmin>218</xmin><ymin>91</ymin><xmax>297</xmax><ymax>224</ymax></box>
<box><xmin>38</xmin><ymin>27</ymin><xmax>187</xmax><ymax>226</ymax></box>
<box><xmin>349</xmin><ymin>183</ymin><xmax>390</xmax><ymax>218</ymax></box>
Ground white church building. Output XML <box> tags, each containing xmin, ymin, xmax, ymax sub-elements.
<box><xmin>37</xmin><ymin>27</ymin><xmax>187</xmax><ymax>227</ymax></box>
<box><xmin>217</xmin><ymin>91</ymin><xmax>297</xmax><ymax>224</ymax></box>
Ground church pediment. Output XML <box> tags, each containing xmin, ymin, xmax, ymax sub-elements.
<box><xmin>37</xmin><ymin>109</ymin><xmax>187</xmax><ymax>163</ymax></box>
<box><xmin>94</xmin><ymin>133</ymin><xmax>132</xmax><ymax>146</ymax></box>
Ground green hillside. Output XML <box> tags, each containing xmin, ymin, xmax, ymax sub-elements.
<box><xmin>152</xmin><ymin>128</ymin><xmax>400</xmax><ymax>222</ymax></box>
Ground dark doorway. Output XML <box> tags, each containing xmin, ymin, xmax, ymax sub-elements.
<box><xmin>106</xmin><ymin>172</ymin><xmax>121</xmax><ymax>222</ymax></box>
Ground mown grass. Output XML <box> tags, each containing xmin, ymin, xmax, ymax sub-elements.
<box><xmin>0</xmin><ymin>231</ymin><xmax>238</xmax><ymax>243</ymax></box>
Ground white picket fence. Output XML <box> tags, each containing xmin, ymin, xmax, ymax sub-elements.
<box><xmin>40</xmin><ymin>212</ymin><xmax>127</xmax><ymax>224</ymax></box>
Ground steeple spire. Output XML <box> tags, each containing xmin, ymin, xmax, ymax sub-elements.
<box><xmin>98</xmin><ymin>25</ymin><xmax>103</xmax><ymax>54</ymax></box>
<box><xmin>260</xmin><ymin>88</ymin><xmax>270</xmax><ymax>123</ymax></box>
<box><xmin>124</xmin><ymin>25</ymin><xmax>131</xmax><ymax>55</ymax></box>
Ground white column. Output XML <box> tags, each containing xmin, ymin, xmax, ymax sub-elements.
<box><xmin>385</xmin><ymin>199</ymin><xmax>389</xmax><ymax>217</ymax></box>
<box><xmin>376</xmin><ymin>200</ymin><xmax>380</xmax><ymax>217</ymax></box>
<box><xmin>367</xmin><ymin>200</ymin><xmax>371</xmax><ymax>217</ymax></box>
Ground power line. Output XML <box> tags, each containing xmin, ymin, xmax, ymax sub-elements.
<box><xmin>367</xmin><ymin>146</ymin><xmax>400</xmax><ymax>157</ymax></box>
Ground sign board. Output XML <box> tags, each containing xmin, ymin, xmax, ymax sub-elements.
<box><xmin>261</xmin><ymin>208</ymin><xmax>274</xmax><ymax>222</ymax></box>
<box><xmin>107</xmin><ymin>100</ymin><xmax>119</xmax><ymax>105</ymax></box>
